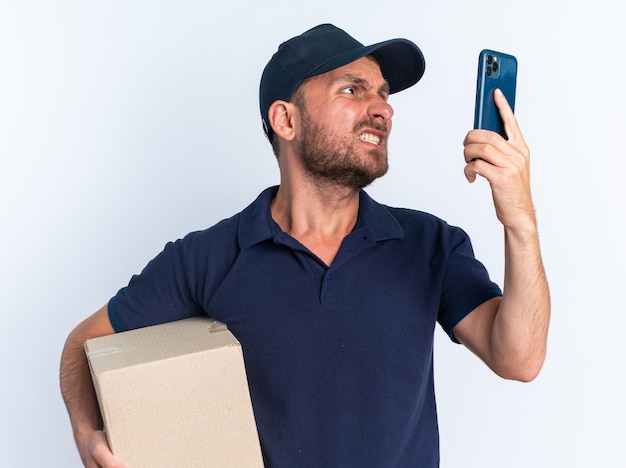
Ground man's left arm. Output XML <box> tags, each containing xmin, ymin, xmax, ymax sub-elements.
<box><xmin>453</xmin><ymin>88</ymin><xmax>550</xmax><ymax>382</ymax></box>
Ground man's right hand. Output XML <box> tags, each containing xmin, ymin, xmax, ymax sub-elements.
<box><xmin>80</xmin><ymin>430</ymin><xmax>126</xmax><ymax>468</ymax></box>
<box><xmin>60</xmin><ymin>304</ymin><xmax>122</xmax><ymax>467</ymax></box>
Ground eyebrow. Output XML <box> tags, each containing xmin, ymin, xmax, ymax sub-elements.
<box><xmin>335</xmin><ymin>74</ymin><xmax>391</xmax><ymax>96</ymax></box>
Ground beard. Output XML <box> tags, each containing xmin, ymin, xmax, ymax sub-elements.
<box><xmin>297</xmin><ymin>109</ymin><xmax>389</xmax><ymax>191</ymax></box>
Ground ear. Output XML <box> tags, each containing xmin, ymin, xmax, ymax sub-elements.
<box><xmin>268</xmin><ymin>101</ymin><xmax>298</xmax><ymax>142</ymax></box>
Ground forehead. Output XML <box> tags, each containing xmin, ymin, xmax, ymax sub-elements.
<box><xmin>303</xmin><ymin>56</ymin><xmax>388</xmax><ymax>91</ymax></box>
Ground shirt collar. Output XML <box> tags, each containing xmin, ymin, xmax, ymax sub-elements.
<box><xmin>358</xmin><ymin>190</ymin><xmax>404</xmax><ymax>242</ymax></box>
<box><xmin>237</xmin><ymin>186</ymin><xmax>404</xmax><ymax>250</ymax></box>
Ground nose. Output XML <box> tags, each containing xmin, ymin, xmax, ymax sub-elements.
<box><xmin>368</xmin><ymin>96</ymin><xmax>394</xmax><ymax>122</ymax></box>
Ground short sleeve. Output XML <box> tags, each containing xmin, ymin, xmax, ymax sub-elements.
<box><xmin>437</xmin><ymin>227</ymin><xmax>502</xmax><ymax>343</ymax></box>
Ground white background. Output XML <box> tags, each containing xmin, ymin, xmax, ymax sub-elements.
<box><xmin>1</xmin><ymin>1</ymin><xmax>624</xmax><ymax>466</ymax></box>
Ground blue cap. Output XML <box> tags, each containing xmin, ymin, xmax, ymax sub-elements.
<box><xmin>259</xmin><ymin>23</ymin><xmax>426</xmax><ymax>138</ymax></box>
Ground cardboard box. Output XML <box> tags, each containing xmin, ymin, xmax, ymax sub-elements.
<box><xmin>85</xmin><ymin>316</ymin><xmax>264</xmax><ymax>467</ymax></box>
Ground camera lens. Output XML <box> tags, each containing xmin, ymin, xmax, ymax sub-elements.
<box><xmin>486</xmin><ymin>67</ymin><xmax>493</xmax><ymax>76</ymax></box>
<box><xmin>492</xmin><ymin>61</ymin><xmax>499</xmax><ymax>72</ymax></box>
<box><xmin>487</xmin><ymin>55</ymin><xmax>493</xmax><ymax>64</ymax></box>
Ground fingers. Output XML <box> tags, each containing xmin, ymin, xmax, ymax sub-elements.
<box><xmin>463</xmin><ymin>89</ymin><xmax>529</xmax><ymax>169</ymax></box>
<box><xmin>462</xmin><ymin>90</ymin><xmax>535</xmax><ymax>228</ymax></box>
<box><xmin>463</xmin><ymin>133</ymin><xmax>528</xmax><ymax>188</ymax></box>
<box><xmin>463</xmin><ymin>156</ymin><xmax>497</xmax><ymax>184</ymax></box>
<box><xmin>494</xmin><ymin>88</ymin><xmax>516</xmax><ymax>141</ymax></box>
<box><xmin>463</xmin><ymin>160</ymin><xmax>480</xmax><ymax>183</ymax></box>
<box><xmin>463</xmin><ymin>88</ymin><xmax>530</xmax><ymax>189</ymax></box>
<box><xmin>463</xmin><ymin>130</ymin><xmax>508</xmax><ymax>168</ymax></box>
<box><xmin>494</xmin><ymin>88</ymin><xmax>527</xmax><ymax>150</ymax></box>
<box><xmin>85</xmin><ymin>430</ymin><xmax>127</xmax><ymax>468</ymax></box>
<box><xmin>465</xmin><ymin>89</ymin><xmax>524</xmax><ymax>150</ymax></box>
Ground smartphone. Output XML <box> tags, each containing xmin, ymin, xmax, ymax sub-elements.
<box><xmin>473</xmin><ymin>49</ymin><xmax>517</xmax><ymax>139</ymax></box>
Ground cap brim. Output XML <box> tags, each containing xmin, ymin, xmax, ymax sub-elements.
<box><xmin>304</xmin><ymin>38</ymin><xmax>425</xmax><ymax>94</ymax></box>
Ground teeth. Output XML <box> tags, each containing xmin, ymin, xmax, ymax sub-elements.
<box><xmin>359</xmin><ymin>133</ymin><xmax>381</xmax><ymax>145</ymax></box>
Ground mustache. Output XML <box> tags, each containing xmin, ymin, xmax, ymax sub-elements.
<box><xmin>354</xmin><ymin>118</ymin><xmax>388</xmax><ymax>134</ymax></box>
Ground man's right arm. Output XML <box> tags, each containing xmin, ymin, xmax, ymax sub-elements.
<box><xmin>60</xmin><ymin>304</ymin><xmax>126</xmax><ymax>468</ymax></box>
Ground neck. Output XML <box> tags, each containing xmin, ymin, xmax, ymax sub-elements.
<box><xmin>271</xmin><ymin>178</ymin><xmax>360</xmax><ymax>266</ymax></box>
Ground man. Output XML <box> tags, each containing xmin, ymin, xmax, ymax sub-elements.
<box><xmin>60</xmin><ymin>24</ymin><xmax>550</xmax><ymax>467</ymax></box>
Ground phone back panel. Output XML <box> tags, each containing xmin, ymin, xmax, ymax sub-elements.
<box><xmin>474</xmin><ymin>49</ymin><xmax>517</xmax><ymax>138</ymax></box>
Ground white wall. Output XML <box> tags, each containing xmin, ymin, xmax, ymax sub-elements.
<box><xmin>1</xmin><ymin>1</ymin><xmax>624</xmax><ymax>466</ymax></box>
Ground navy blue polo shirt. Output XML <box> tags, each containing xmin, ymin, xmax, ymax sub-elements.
<box><xmin>109</xmin><ymin>186</ymin><xmax>501</xmax><ymax>467</ymax></box>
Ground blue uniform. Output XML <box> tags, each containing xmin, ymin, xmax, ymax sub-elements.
<box><xmin>109</xmin><ymin>186</ymin><xmax>501</xmax><ymax>467</ymax></box>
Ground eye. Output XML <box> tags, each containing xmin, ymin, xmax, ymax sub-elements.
<box><xmin>341</xmin><ymin>86</ymin><xmax>356</xmax><ymax>95</ymax></box>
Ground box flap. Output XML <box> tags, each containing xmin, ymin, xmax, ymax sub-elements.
<box><xmin>85</xmin><ymin>316</ymin><xmax>235</xmax><ymax>373</ymax></box>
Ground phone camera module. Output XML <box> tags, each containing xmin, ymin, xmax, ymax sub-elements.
<box><xmin>485</xmin><ymin>54</ymin><xmax>500</xmax><ymax>78</ymax></box>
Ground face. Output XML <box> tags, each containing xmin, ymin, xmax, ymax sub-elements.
<box><xmin>293</xmin><ymin>56</ymin><xmax>394</xmax><ymax>190</ymax></box>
